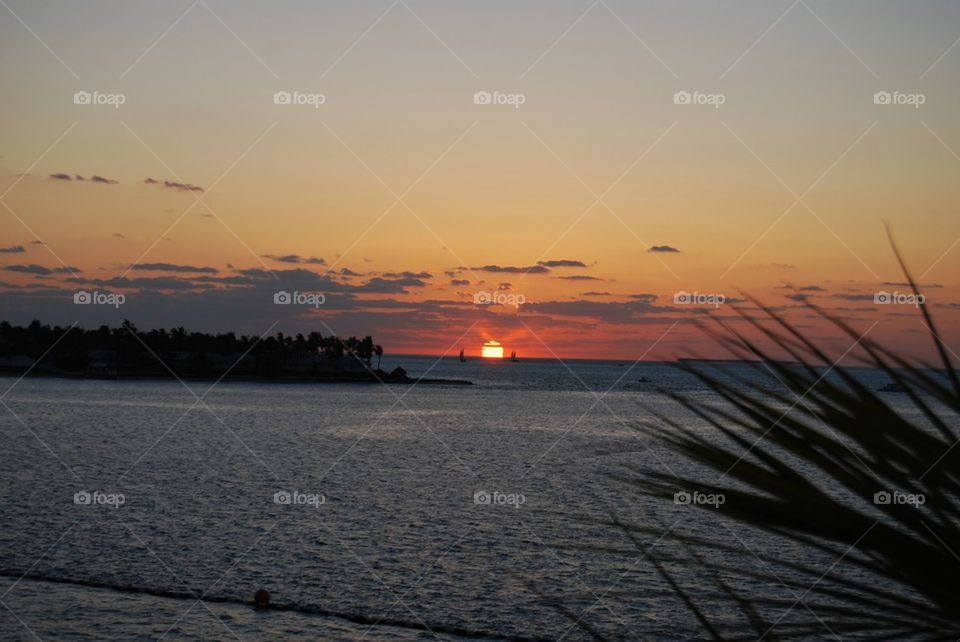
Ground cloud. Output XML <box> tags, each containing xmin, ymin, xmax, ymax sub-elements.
<box><xmin>648</xmin><ymin>245</ymin><xmax>680</xmax><ymax>253</ymax></box>
<box><xmin>471</xmin><ymin>264</ymin><xmax>550</xmax><ymax>274</ymax></box>
<box><xmin>777</xmin><ymin>284</ymin><xmax>825</xmax><ymax>292</ymax></box>
<box><xmin>339</xmin><ymin>268</ymin><xmax>364</xmax><ymax>277</ymax></box>
<box><xmin>48</xmin><ymin>173</ymin><xmax>117</xmax><ymax>183</ymax></box>
<box><xmin>537</xmin><ymin>259</ymin><xmax>587</xmax><ymax>268</ymax></box>
<box><xmin>144</xmin><ymin>177</ymin><xmax>205</xmax><ymax>193</ymax></box>
<box><xmin>450</xmin><ymin>279</ymin><xmax>470</xmax><ymax>286</ymax></box>
<box><xmin>382</xmin><ymin>271</ymin><xmax>432</xmax><ymax>279</ymax></box>
<box><xmin>130</xmin><ymin>262</ymin><xmax>219</xmax><ymax>274</ymax></box>
<box><xmin>831</xmin><ymin>293</ymin><xmax>876</xmax><ymax>302</ymax></box>
<box><xmin>113</xmin><ymin>233</ymin><xmax>126</xmax><ymax>239</ymax></box>
<box><xmin>883</xmin><ymin>281</ymin><xmax>942</xmax><ymax>289</ymax></box>
<box><xmin>557</xmin><ymin>275</ymin><xmax>602</xmax><ymax>281</ymax></box>
<box><xmin>0</xmin><ymin>245</ymin><xmax>25</xmax><ymax>253</ymax></box>
<box><xmin>361</xmin><ymin>277</ymin><xmax>428</xmax><ymax>292</ymax></box>
<box><xmin>263</xmin><ymin>254</ymin><xmax>325</xmax><ymax>265</ymax></box>
<box><xmin>523</xmin><ymin>298</ymin><xmax>674</xmax><ymax>324</ymax></box>
<box><xmin>4</xmin><ymin>264</ymin><xmax>80</xmax><ymax>275</ymax></box>
<box><xmin>582</xmin><ymin>291</ymin><xmax>612</xmax><ymax>296</ymax></box>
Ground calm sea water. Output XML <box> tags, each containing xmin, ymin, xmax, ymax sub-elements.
<box><xmin>0</xmin><ymin>358</ymin><xmax>920</xmax><ymax>640</ymax></box>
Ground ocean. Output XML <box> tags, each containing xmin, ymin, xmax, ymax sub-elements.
<box><xmin>0</xmin><ymin>358</ymin><xmax>918</xmax><ymax>640</ymax></box>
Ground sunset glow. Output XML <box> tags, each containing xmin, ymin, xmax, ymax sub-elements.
<box><xmin>481</xmin><ymin>341</ymin><xmax>504</xmax><ymax>360</ymax></box>
<box><xmin>0</xmin><ymin>1</ymin><xmax>957</xmax><ymax>364</ymax></box>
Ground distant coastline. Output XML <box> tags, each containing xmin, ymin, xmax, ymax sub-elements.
<box><xmin>0</xmin><ymin>320</ymin><xmax>471</xmax><ymax>386</ymax></box>
<box><xmin>0</xmin><ymin>368</ymin><xmax>472</xmax><ymax>386</ymax></box>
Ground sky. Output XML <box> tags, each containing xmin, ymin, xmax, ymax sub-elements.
<box><xmin>1</xmin><ymin>0</ymin><xmax>959</xmax><ymax>361</ymax></box>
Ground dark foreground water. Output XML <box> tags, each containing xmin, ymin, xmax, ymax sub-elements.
<box><xmin>0</xmin><ymin>358</ymin><xmax>923</xmax><ymax>640</ymax></box>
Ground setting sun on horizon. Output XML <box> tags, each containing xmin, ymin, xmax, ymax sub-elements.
<box><xmin>3</xmin><ymin>3</ymin><xmax>960</xmax><ymax>640</ymax></box>
<box><xmin>480</xmin><ymin>340</ymin><xmax>504</xmax><ymax>359</ymax></box>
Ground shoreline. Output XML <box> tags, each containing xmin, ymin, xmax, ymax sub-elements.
<box><xmin>0</xmin><ymin>369</ymin><xmax>472</xmax><ymax>386</ymax></box>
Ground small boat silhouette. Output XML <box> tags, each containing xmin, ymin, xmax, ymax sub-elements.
<box><xmin>510</xmin><ymin>350</ymin><xmax>518</xmax><ymax>362</ymax></box>
<box><xmin>878</xmin><ymin>381</ymin><xmax>906</xmax><ymax>393</ymax></box>
<box><xmin>459</xmin><ymin>348</ymin><xmax>466</xmax><ymax>363</ymax></box>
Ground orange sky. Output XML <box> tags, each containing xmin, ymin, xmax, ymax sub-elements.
<box><xmin>1</xmin><ymin>1</ymin><xmax>959</xmax><ymax>362</ymax></box>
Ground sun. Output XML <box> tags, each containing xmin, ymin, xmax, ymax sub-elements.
<box><xmin>481</xmin><ymin>340</ymin><xmax>504</xmax><ymax>359</ymax></box>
